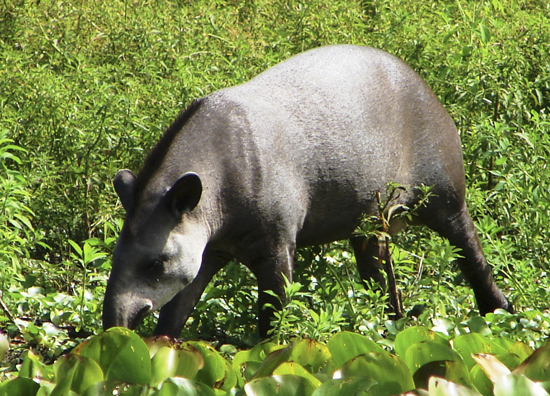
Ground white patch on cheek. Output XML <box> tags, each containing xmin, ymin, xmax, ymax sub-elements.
<box><xmin>148</xmin><ymin>230</ymin><xmax>207</xmax><ymax>309</ymax></box>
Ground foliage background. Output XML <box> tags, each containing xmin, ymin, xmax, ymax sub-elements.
<box><xmin>1</xmin><ymin>0</ymin><xmax>549</xmax><ymax>373</ymax></box>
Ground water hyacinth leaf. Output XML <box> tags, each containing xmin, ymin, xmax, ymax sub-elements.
<box><xmin>470</xmin><ymin>364</ymin><xmax>493</xmax><ymax>396</ymax></box>
<box><xmin>0</xmin><ymin>377</ymin><xmax>40</xmax><ymax>396</ymax></box>
<box><xmin>250</xmin><ymin>346</ymin><xmax>293</xmax><ymax>379</ymax></box>
<box><xmin>496</xmin><ymin>352</ymin><xmax>524</xmax><ymax>372</ymax></box>
<box><xmin>514</xmin><ymin>344</ymin><xmax>550</xmax><ymax>382</ymax></box>
<box><xmin>51</xmin><ymin>355</ymin><xmax>104</xmax><ymax>396</ymax></box>
<box><xmin>80</xmin><ymin>380</ymin><xmax>134</xmax><ymax>396</ymax></box>
<box><xmin>286</xmin><ymin>338</ymin><xmax>332</xmax><ymax>373</ymax></box>
<box><xmin>311</xmin><ymin>377</ymin><xmax>377</xmax><ymax>396</ymax></box>
<box><xmin>467</xmin><ymin>316</ymin><xmax>492</xmax><ymax>336</ymax></box>
<box><xmin>244</xmin><ymin>375</ymin><xmax>316</xmax><ymax>396</ymax></box>
<box><xmin>187</xmin><ymin>341</ymin><xmax>235</xmax><ymax>390</ymax></box>
<box><xmin>472</xmin><ymin>354</ymin><xmax>511</xmax><ymax>383</ymax></box>
<box><xmin>328</xmin><ymin>331</ymin><xmax>387</xmax><ymax>368</ymax></box>
<box><xmin>153</xmin><ymin>377</ymin><xmax>216</xmax><ymax>396</ymax></box>
<box><xmin>18</xmin><ymin>350</ymin><xmax>55</xmax><ymax>383</ymax></box>
<box><xmin>452</xmin><ymin>333</ymin><xmax>507</xmax><ymax>370</ymax></box>
<box><xmin>145</xmin><ymin>335</ymin><xmax>178</xmax><ymax>359</ymax></box>
<box><xmin>404</xmin><ymin>340</ymin><xmax>465</xmax><ymax>374</ymax></box>
<box><xmin>394</xmin><ymin>326</ymin><xmax>449</xmax><ymax>359</ymax></box>
<box><xmin>335</xmin><ymin>351</ymin><xmax>414</xmax><ymax>395</ymax></box>
<box><xmin>492</xmin><ymin>374</ymin><xmax>549</xmax><ymax>396</ymax></box>
<box><xmin>74</xmin><ymin>327</ymin><xmax>151</xmax><ymax>384</ymax></box>
<box><xmin>233</xmin><ymin>342</ymin><xmax>281</xmax><ymax>367</ymax></box>
<box><xmin>234</xmin><ymin>342</ymin><xmax>283</xmax><ymax>381</ymax></box>
<box><xmin>272</xmin><ymin>362</ymin><xmax>322</xmax><ymax>388</ymax></box>
<box><xmin>428</xmin><ymin>377</ymin><xmax>481</xmax><ymax>396</ymax></box>
<box><xmin>414</xmin><ymin>359</ymin><xmax>471</xmax><ymax>390</ymax></box>
<box><xmin>150</xmin><ymin>345</ymin><xmax>203</xmax><ymax>387</ymax></box>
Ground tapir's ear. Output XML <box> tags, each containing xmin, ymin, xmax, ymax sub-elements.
<box><xmin>166</xmin><ymin>172</ymin><xmax>202</xmax><ymax>217</ymax></box>
<box><xmin>113</xmin><ymin>170</ymin><xmax>137</xmax><ymax>212</ymax></box>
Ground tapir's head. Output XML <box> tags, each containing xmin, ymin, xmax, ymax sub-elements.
<box><xmin>102</xmin><ymin>169</ymin><xmax>206</xmax><ymax>331</ymax></box>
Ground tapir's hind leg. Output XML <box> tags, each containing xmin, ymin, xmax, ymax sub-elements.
<box><xmin>422</xmin><ymin>202</ymin><xmax>513</xmax><ymax>315</ymax></box>
<box><xmin>350</xmin><ymin>235</ymin><xmax>386</xmax><ymax>289</ymax></box>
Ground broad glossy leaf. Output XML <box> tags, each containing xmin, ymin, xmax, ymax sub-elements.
<box><xmin>51</xmin><ymin>355</ymin><xmax>104</xmax><ymax>396</ymax></box>
<box><xmin>493</xmin><ymin>374</ymin><xmax>549</xmax><ymax>396</ymax></box>
<box><xmin>145</xmin><ymin>335</ymin><xmax>179</xmax><ymax>358</ymax></box>
<box><xmin>404</xmin><ymin>340</ymin><xmax>465</xmax><ymax>374</ymax></box>
<box><xmin>150</xmin><ymin>345</ymin><xmax>203</xmax><ymax>387</ymax></box>
<box><xmin>514</xmin><ymin>344</ymin><xmax>550</xmax><ymax>381</ymax></box>
<box><xmin>153</xmin><ymin>377</ymin><xmax>216</xmax><ymax>396</ymax></box>
<box><xmin>0</xmin><ymin>377</ymin><xmax>40</xmax><ymax>396</ymax></box>
<box><xmin>335</xmin><ymin>351</ymin><xmax>414</xmax><ymax>395</ymax></box>
<box><xmin>311</xmin><ymin>377</ymin><xmax>377</xmax><ymax>396</ymax></box>
<box><xmin>428</xmin><ymin>377</ymin><xmax>481</xmax><ymax>396</ymax></box>
<box><xmin>394</xmin><ymin>326</ymin><xmax>449</xmax><ymax>359</ymax></box>
<box><xmin>452</xmin><ymin>333</ymin><xmax>507</xmax><ymax>370</ymax></box>
<box><xmin>414</xmin><ymin>359</ymin><xmax>471</xmax><ymax>390</ymax></box>
<box><xmin>467</xmin><ymin>316</ymin><xmax>492</xmax><ymax>336</ymax></box>
<box><xmin>272</xmin><ymin>362</ymin><xmax>322</xmax><ymax>388</ymax></box>
<box><xmin>472</xmin><ymin>353</ymin><xmax>510</xmax><ymax>383</ymax></box>
<box><xmin>328</xmin><ymin>331</ymin><xmax>386</xmax><ymax>368</ymax></box>
<box><xmin>470</xmin><ymin>364</ymin><xmax>493</xmax><ymax>396</ymax></box>
<box><xmin>286</xmin><ymin>339</ymin><xmax>332</xmax><ymax>373</ymax></box>
<box><xmin>187</xmin><ymin>341</ymin><xmax>236</xmax><ymax>391</ymax></box>
<box><xmin>75</xmin><ymin>327</ymin><xmax>151</xmax><ymax>384</ymax></box>
<box><xmin>244</xmin><ymin>375</ymin><xmax>316</xmax><ymax>396</ymax></box>
<box><xmin>18</xmin><ymin>350</ymin><xmax>55</xmax><ymax>383</ymax></box>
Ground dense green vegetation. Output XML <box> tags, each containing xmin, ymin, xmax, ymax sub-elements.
<box><xmin>1</xmin><ymin>0</ymin><xmax>549</xmax><ymax>393</ymax></box>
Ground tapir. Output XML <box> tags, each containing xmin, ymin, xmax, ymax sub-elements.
<box><xmin>103</xmin><ymin>44</ymin><xmax>512</xmax><ymax>338</ymax></box>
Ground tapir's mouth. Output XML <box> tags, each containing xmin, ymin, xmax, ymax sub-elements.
<box><xmin>130</xmin><ymin>304</ymin><xmax>153</xmax><ymax>329</ymax></box>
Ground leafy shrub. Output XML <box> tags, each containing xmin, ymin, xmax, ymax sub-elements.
<box><xmin>2</xmin><ymin>327</ymin><xmax>550</xmax><ymax>395</ymax></box>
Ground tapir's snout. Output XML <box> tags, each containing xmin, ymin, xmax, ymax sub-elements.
<box><xmin>102</xmin><ymin>286</ymin><xmax>153</xmax><ymax>331</ymax></box>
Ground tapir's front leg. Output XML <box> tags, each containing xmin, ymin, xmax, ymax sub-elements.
<box><xmin>249</xmin><ymin>243</ymin><xmax>295</xmax><ymax>338</ymax></box>
<box><xmin>154</xmin><ymin>252</ymin><xmax>228</xmax><ymax>338</ymax></box>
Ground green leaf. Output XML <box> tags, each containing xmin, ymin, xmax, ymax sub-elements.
<box><xmin>311</xmin><ymin>377</ymin><xmax>377</xmax><ymax>396</ymax></box>
<box><xmin>394</xmin><ymin>326</ymin><xmax>450</xmax><ymax>359</ymax></box>
<box><xmin>51</xmin><ymin>355</ymin><xmax>104</xmax><ymax>396</ymax></box>
<box><xmin>18</xmin><ymin>350</ymin><xmax>56</xmax><ymax>383</ymax></box>
<box><xmin>428</xmin><ymin>377</ymin><xmax>482</xmax><ymax>396</ymax></box>
<box><xmin>335</xmin><ymin>351</ymin><xmax>414</xmax><ymax>395</ymax></box>
<box><xmin>479</xmin><ymin>23</ymin><xmax>491</xmax><ymax>44</ymax></box>
<box><xmin>150</xmin><ymin>345</ymin><xmax>203</xmax><ymax>387</ymax></box>
<box><xmin>493</xmin><ymin>374</ymin><xmax>550</xmax><ymax>396</ymax></box>
<box><xmin>514</xmin><ymin>344</ymin><xmax>550</xmax><ymax>382</ymax></box>
<box><xmin>405</xmin><ymin>341</ymin><xmax>470</xmax><ymax>388</ymax></box>
<box><xmin>0</xmin><ymin>377</ymin><xmax>40</xmax><ymax>396</ymax></box>
<box><xmin>472</xmin><ymin>353</ymin><xmax>511</xmax><ymax>383</ymax></box>
<box><xmin>452</xmin><ymin>333</ymin><xmax>507</xmax><ymax>370</ymax></box>
<box><xmin>153</xmin><ymin>377</ymin><xmax>217</xmax><ymax>396</ymax></box>
<box><xmin>272</xmin><ymin>362</ymin><xmax>322</xmax><ymax>388</ymax></box>
<box><xmin>187</xmin><ymin>341</ymin><xmax>235</xmax><ymax>390</ymax></box>
<box><xmin>244</xmin><ymin>375</ymin><xmax>317</xmax><ymax>396</ymax></box>
<box><xmin>74</xmin><ymin>327</ymin><xmax>151</xmax><ymax>384</ymax></box>
<box><xmin>327</xmin><ymin>331</ymin><xmax>386</xmax><ymax>368</ymax></box>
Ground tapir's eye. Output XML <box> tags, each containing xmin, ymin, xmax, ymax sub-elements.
<box><xmin>148</xmin><ymin>255</ymin><xmax>168</xmax><ymax>274</ymax></box>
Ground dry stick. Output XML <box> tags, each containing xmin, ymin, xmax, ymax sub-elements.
<box><xmin>379</xmin><ymin>235</ymin><xmax>403</xmax><ymax>319</ymax></box>
<box><xmin>0</xmin><ymin>295</ymin><xmax>21</xmax><ymax>332</ymax></box>
<box><xmin>375</xmin><ymin>190</ymin><xmax>404</xmax><ymax>319</ymax></box>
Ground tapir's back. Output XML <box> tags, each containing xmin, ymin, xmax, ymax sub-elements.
<box><xmin>197</xmin><ymin>45</ymin><xmax>465</xmax><ymax>244</ymax></box>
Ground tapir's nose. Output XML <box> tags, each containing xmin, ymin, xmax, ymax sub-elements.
<box><xmin>103</xmin><ymin>285</ymin><xmax>153</xmax><ymax>331</ymax></box>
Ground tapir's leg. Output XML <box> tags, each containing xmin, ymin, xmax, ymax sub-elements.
<box><xmin>422</xmin><ymin>202</ymin><xmax>512</xmax><ymax>315</ymax></box>
<box><xmin>154</xmin><ymin>251</ymin><xmax>228</xmax><ymax>338</ymax></box>
<box><xmin>249</xmin><ymin>243</ymin><xmax>295</xmax><ymax>338</ymax></box>
<box><xmin>350</xmin><ymin>235</ymin><xmax>386</xmax><ymax>289</ymax></box>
